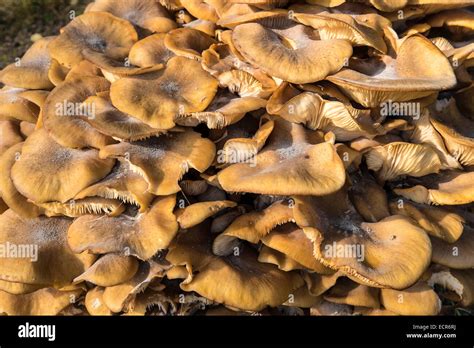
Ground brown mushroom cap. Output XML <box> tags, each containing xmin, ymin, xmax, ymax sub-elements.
<box><xmin>164</xmin><ymin>28</ymin><xmax>217</xmax><ymax>61</ymax></box>
<box><xmin>99</xmin><ymin>130</ymin><xmax>215</xmax><ymax>195</ymax></box>
<box><xmin>218</xmin><ymin>118</ymin><xmax>346</xmax><ymax>195</ymax></box>
<box><xmin>110</xmin><ymin>56</ymin><xmax>218</xmax><ymax>130</ymax></box>
<box><xmin>167</xmin><ymin>224</ymin><xmax>304</xmax><ymax>311</ymax></box>
<box><xmin>0</xmin><ymin>87</ymin><xmax>40</xmax><ymax>123</ymax></box>
<box><xmin>36</xmin><ymin>197</ymin><xmax>125</xmax><ymax>218</ymax></box>
<box><xmin>327</xmin><ymin>35</ymin><xmax>457</xmax><ymax>107</ymax></box>
<box><xmin>176</xmin><ymin>200</ymin><xmax>237</xmax><ymax>229</ymax></box>
<box><xmin>86</xmin><ymin>0</ymin><xmax>177</xmax><ymax>33</ymax></box>
<box><xmin>232</xmin><ymin>22</ymin><xmax>353</xmax><ymax>83</ymax></box>
<box><xmin>68</xmin><ymin>196</ymin><xmax>178</xmax><ymax>260</ymax></box>
<box><xmin>380</xmin><ymin>281</ymin><xmax>441</xmax><ymax>315</ymax></box>
<box><xmin>431</xmin><ymin>227</ymin><xmax>474</xmax><ymax>269</ymax></box>
<box><xmin>0</xmin><ymin>209</ymin><xmax>95</xmax><ymax>286</ymax></box>
<box><xmin>85</xmin><ymin>286</ymin><xmax>113</xmax><ymax>315</ymax></box>
<box><xmin>129</xmin><ymin>34</ymin><xmax>176</xmax><ymax>68</ymax></box>
<box><xmin>0</xmin><ymin>37</ymin><xmax>55</xmax><ymax>90</ymax></box>
<box><xmin>324</xmin><ymin>277</ymin><xmax>380</xmax><ymax>308</ymax></box>
<box><xmin>11</xmin><ymin>128</ymin><xmax>114</xmax><ymax>204</ymax></box>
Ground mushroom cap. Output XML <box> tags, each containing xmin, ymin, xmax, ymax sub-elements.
<box><xmin>0</xmin><ymin>288</ymin><xmax>83</xmax><ymax>315</ymax></box>
<box><xmin>380</xmin><ymin>281</ymin><xmax>441</xmax><ymax>315</ymax></box>
<box><xmin>85</xmin><ymin>286</ymin><xmax>113</xmax><ymax>315</ymax></box>
<box><xmin>324</xmin><ymin>277</ymin><xmax>380</xmax><ymax>308</ymax></box>
<box><xmin>0</xmin><ymin>209</ymin><xmax>95</xmax><ymax>286</ymax></box>
<box><xmin>232</xmin><ymin>22</ymin><xmax>353</xmax><ymax>83</ymax></box>
<box><xmin>75</xmin><ymin>160</ymin><xmax>154</xmax><ymax>213</ymax></box>
<box><xmin>327</xmin><ymin>35</ymin><xmax>457</xmax><ymax>107</ymax></box>
<box><xmin>217</xmin><ymin>118</ymin><xmax>346</xmax><ymax>195</ymax></box>
<box><xmin>11</xmin><ymin>128</ymin><xmax>114</xmax><ymax>204</ymax></box>
<box><xmin>176</xmin><ymin>200</ymin><xmax>237</xmax><ymax>229</ymax></box>
<box><xmin>110</xmin><ymin>56</ymin><xmax>218</xmax><ymax>130</ymax></box>
<box><xmin>0</xmin><ymin>87</ymin><xmax>40</xmax><ymax>123</ymax></box>
<box><xmin>0</xmin><ymin>121</ymin><xmax>23</xmax><ymax>157</ymax></box>
<box><xmin>429</xmin><ymin>269</ymin><xmax>474</xmax><ymax>307</ymax></box>
<box><xmin>431</xmin><ymin>227</ymin><xmax>474</xmax><ymax>269</ymax></box>
<box><xmin>0</xmin><ymin>37</ymin><xmax>55</xmax><ymax>90</ymax></box>
<box><xmin>167</xmin><ymin>224</ymin><xmax>304</xmax><ymax>311</ymax></box>
<box><xmin>86</xmin><ymin>0</ymin><xmax>177</xmax><ymax>33</ymax></box>
<box><xmin>393</xmin><ymin>170</ymin><xmax>474</xmax><ymax>205</ymax></box>
<box><xmin>74</xmin><ymin>254</ymin><xmax>139</xmax><ymax>287</ymax></box>
<box><xmin>42</xmin><ymin>76</ymin><xmax>114</xmax><ymax>149</ymax></box>
<box><xmin>129</xmin><ymin>34</ymin><xmax>176</xmax><ymax>68</ymax></box>
<box><xmin>258</xmin><ymin>245</ymin><xmax>307</xmax><ymax>271</ymax></box>
<box><xmin>365</xmin><ymin>142</ymin><xmax>442</xmax><ymax>181</ymax></box>
<box><xmin>164</xmin><ymin>28</ymin><xmax>217</xmax><ymax>61</ymax></box>
<box><xmin>49</xmin><ymin>12</ymin><xmax>138</xmax><ymax>68</ymax></box>
<box><xmin>99</xmin><ymin>130</ymin><xmax>215</xmax><ymax>195</ymax></box>
<box><xmin>36</xmin><ymin>197</ymin><xmax>125</xmax><ymax>218</ymax></box>
<box><xmin>68</xmin><ymin>195</ymin><xmax>178</xmax><ymax>260</ymax></box>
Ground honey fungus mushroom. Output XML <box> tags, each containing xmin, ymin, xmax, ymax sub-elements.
<box><xmin>0</xmin><ymin>0</ymin><xmax>473</xmax><ymax>317</ymax></box>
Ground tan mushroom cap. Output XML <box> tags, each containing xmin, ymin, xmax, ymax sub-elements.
<box><xmin>389</xmin><ymin>200</ymin><xmax>464</xmax><ymax>243</ymax></box>
<box><xmin>176</xmin><ymin>91</ymin><xmax>267</xmax><ymax>129</ymax></box>
<box><xmin>86</xmin><ymin>0</ymin><xmax>177</xmax><ymax>33</ymax></box>
<box><xmin>258</xmin><ymin>245</ymin><xmax>307</xmax><ymax>271</ymax></box>
<box><xmin>261</xmin><ymin>223</ymin><xmax>334</xmax><ymax>273</ymax></box>
<box><xmin>0</xmin><ymin>279</ymin><xmax>45</xmax><ymax>295</ymax></box>
<box><xmin>295</xmin><ymin>190</ymin><xmax>432</xmax><ymax>289</ymax></box>
<box><xmin>164</xmin><ymin>28</ymin><xmax>217</xmax><ymax>61</ymax></box>
<box><xmin>232</xmin><ymin>22</ymin><xmax>353</xmax><ymax>83</ymax></box>
<box><xmin>324</xmin><ymin>277</ymin><xmax>380</xmax><ymax>308</ymax></box>
<box><xmin>213</xmin><ymin>199</ymin><xmax>295</xmax><ymax>256</ymax></box>
<box><xmin>217</xmin><ymin>118</ymin><xmax>346</xmax><ymax>195</ymax></box>
<box><xmin>267</xmin><ymin>82</ymin><xmax>381</xmax><ymax>141</ymax></box>
<box><xmin>176</xmin><ymin>200</ymin><xmax>237</xmax><ymax>229</ymax></box>
<box><xmin>74</xmin><ymin>254</ymin><xmax>139</xmax><ymax>287</ymax></box>
<box><xmin>431</xmin><ymin>227</ymin><xmax>474</xmax><ymax>269</ymax></box>
<box><xmin>75</xmin><ymin>160</ymin><xmax>154</xmax><ymax>213</ymax></box>
<box><xmin>291</xmin><ymin>12</ymin><xmax>387</xmax><ymax>53</ymax></box>
<box><xmin>327</xmin><ymin>35</ymin><xmax>457</xmax><ymax>107</ymax></box>
<box><xmin>427</xmin><ymin>9</ymin><xmax>474</xmax><ymax>38</ymax></box>
<box><xmin>129</xmin><ymin>34</ymin><xmax>176</xmax><ymax>68</ymax></box>
<box><xmin>365</xmin><ymin>142</ymin><xmax>442</xmax><ymax>181</ymax></box>
<box><xmin>68</xmin><ymin>196</ymin><xmax>178</xmax><ymax>260</ymax></box>
<box><xmin>367</xmin><ymin>0</ymin><xmax>407</xmax><ymax>11</ymax></box>
<box><xmin>0</xmin><ymin>209</ymin><xmax>95</xmax><ymax>286</ymax></box>
<box><xmin>0</xmin><ymin>121</ymin><xmax>23</xmax><ymax>157</ymax></box>
<box><xmin>42</xmin><ymin>76</ymin><xmax>114</xmax><ymax>149</ymax></box>
<box><xmin>218</xmin><ymin>119</ymin><xmax>274</xmax><ymax>165</ymax></box>
<box><xmin>303</xmin><ymin>271</ymin><xmax>342</xmax><ymax>296</ymax></box>
<box><xmin>380</xmin><ymin>282</ymin><xmax>441</xmax><ymax>315</ymax></box>
<box><xmin>0</xmin><ymin>87</ymin><xmax>40</xmax><ymax>123</ymax></box>
<box><xmin>99</xmin><ymin>130</ymin><xmax>215</xmax><ymax>195</ymax></box>
<box><xmin>82</xmin><ymin>95</ymin><xmax>166</xmax><ymax>142</ymax></box>
<box><xmin>85</xmin><ymin>286</ymin><xmax>113</xmax><ymax>315</ymax></box>
<box><xmin>110</xmin><ymin>56</ymin><xmax>218</xmax><ymax>130</ymax></box>
<box><xmin>0</xmin><ymin>288</ymin><xmax>83</xmax><ymax>315</ymax></box>
<box><xmin>167</xmin><ymin>224</ymin><xmax>304</xmax><ymax>311</ymax></box>
<box><xmin>0</xmin><ymin>143</ymin><xmax>43</xmax><ymax>218</ymax></box>
<box><xmin>36</xmin><ymin>197</ymin><xmax>125</xmax><ymax>218</ymax></box>
<box><xmin>11</xmin><ymin>128</ymin><xmax>114</xmax><ymax>204</ymax></box>
<box><xmin>0</xmin><ymin>37</ymin><xmax>55</xmax><ymax>90</ymax></box>
<box><xmin>349</xmin><ymin>173</ymin><xmax>390</xmax><ymax>222</ymax></box>
<box><xmin>182</xmin><ymin>0</ymin><xmax>228</xmax><ymax>22</ymax></box>
<box><xmin>49</xmin><ymin>12</ymin><xmax>138</xmax><ymax>69</ymax></box>
<box><xmin>393</xmin><ymin>170</ymin><xmax>474</xmax><ymax>205</ymax></box>
<box><xmin>102</xmin><ymin>260</ymin><xmax>167</xmax><ymax>313</ymax></box>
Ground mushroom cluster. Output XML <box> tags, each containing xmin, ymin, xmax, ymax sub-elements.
<box><xmin>0</xmin><ymin>0</ymin><xmax>473</xmax><ymax>316</ymax></box>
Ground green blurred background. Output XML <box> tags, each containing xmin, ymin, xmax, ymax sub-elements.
<box><xmin>0</xmin><ymin>0</ymin><xmax>90</xmax><ymax>68</ymax></box>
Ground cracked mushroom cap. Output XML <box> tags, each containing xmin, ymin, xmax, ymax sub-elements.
<box><xmin>99</xmin><ymin>130</ymin><xmax>215</xmax><ymax>195</ymax></box>
<box><xmin>68</xmin><ymin>195</ymin><xmax>178</xmax><ymax>260</ymax></box>
<box><xmin>42</xmin><ymin>76</ymin><xmax>114</xmax><ymax>149</ymax></box>
<box><xmin>232</xmin><ymin>21</ymin><xmax>353</xmax><ymax>83</ymax></box>
<box><xmin>110</xmin><ymin>56</ymin><xmax>218</xmax><ymax>130</ymax></box>
<box><xmin>86</xmin><ymin>0</ymin><xmax>177</xmax><ymax>33</ymax></box>
<box><xmin>0</xmin><ymin>209</ymin><xmax>95</xmax><ymax>286</ymax></box>
<box><xmin>327</xmin><ymin>35</ymin><xmax>457</xmax><ymax>107</ymax></box>
<box><xmin>365</xmin><ymin>142</ymin><xmax>442</xmax><ymax>181</ymax></box>
<box><xmin>294</xmin><ymin>189</ymin><xmax>432</xmax><ymax>289</ymax></box>
<box><xmin>380</xmin><ymin>281</ymin><xmax>441</xmax><ymax>315</ymax></box>
<box><xmin>49</xmin><ymin>12</ymin><xmax>138</xmax><ymax>69</ymax></box>
<box><xmin>11</xmin><ymin>128</ymin><xmax>114</xmax><ymax>204</ymax></box>
<box><xmin>166</xmin><ymin>224</ymin><xmax>304</xmax><ymax>311</ymax></box>
<box><xmin>217</xmin><ymin>118</ymin><xmax>346</xmax><ymax>195</ymax></box>
<box><xmin>74</xmin><ymin>254</ymin><xmax>139</xmax><ymax>287</ymax></box>
<box><xmin>0</xmin><ymin>37</ymin><xmax>55</xmax><ymax>90</ymax></box>
<box><xmin>393</xmin><ymin>170</ymin><xmax>474</xmax><ymax>205</ymax></box>
<box><xmin>0</xmin><ymin>288</ymin><xmax>83</xmax><ymax>315</ymax></box>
